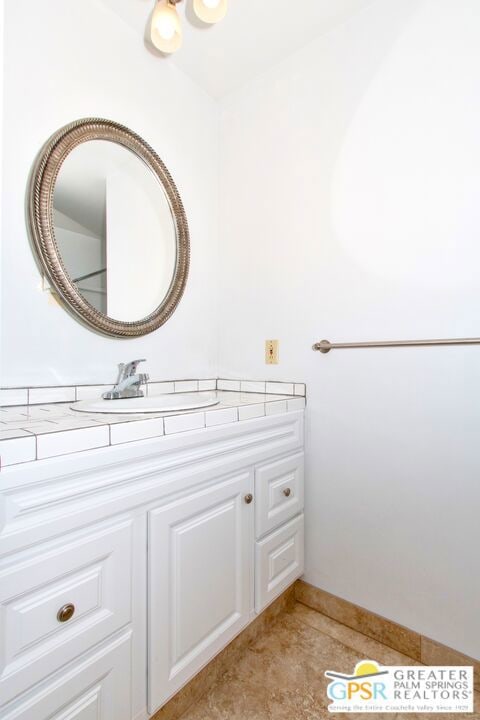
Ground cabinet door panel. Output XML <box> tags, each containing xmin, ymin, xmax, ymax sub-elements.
<box><xmin>148</xmin><ymin>471</ymin><xmax>253</xmax><ymax>713</ymax></box>
<box><xmin>0</xmin><ymin>632</ymin><xmax>131</xmax><ymax>720</ymax></box>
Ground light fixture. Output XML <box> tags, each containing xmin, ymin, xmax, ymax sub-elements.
<box><xmin>150</xmin><ymin>0</ymin><xmax>227</xmax><ymax>55</ymax></box>
<box><xmin>151</xmin><ymin>0</ymin><xmax>182</xmax><ymax>54</ymax></box>
<box><xmin>193</xmin><ymin>0</ymin><xmax>228</xmax><ymax>25</ymax></box>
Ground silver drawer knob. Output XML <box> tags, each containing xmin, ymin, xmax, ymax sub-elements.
<box><xmin>57</xmin><ymin>603</ymin><xmax>75</xmax><ymax>623</ymax></box>
<box><xmin>244</xmin><ymin>493</ymin><xmax>253</xmax><ymax>504</ymax></box>
<box><xmin>283</xmin><ymin>488</ymin><xmax>292</xmax><ymax>497</ymax></box>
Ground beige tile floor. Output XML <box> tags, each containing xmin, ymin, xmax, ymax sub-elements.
<box><xmin>177</xmin><ymin>603</ymin><xmax>479</xmax><ymax>720</ymax></box>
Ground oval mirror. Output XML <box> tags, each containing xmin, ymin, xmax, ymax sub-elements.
<box><xmin>28</xmin><ymin>118</ymin><xmax>189</xmax><ymax>337</ymax></box>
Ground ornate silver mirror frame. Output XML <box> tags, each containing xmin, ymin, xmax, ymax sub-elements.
<box><xmin>28</xmin><ymin>117</ymin><xmax>190</xmax><ymax>338</ymax></box>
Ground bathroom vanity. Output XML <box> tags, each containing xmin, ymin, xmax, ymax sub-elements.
<box><xmin>0</xmin><ymin>114</ymin><xmax>308</xmax><ymax>720</ymax></box>
<box><xmin>0</xmin><ymin>386</ymin><xmax>305</xmax><ymax>720</ymax></box>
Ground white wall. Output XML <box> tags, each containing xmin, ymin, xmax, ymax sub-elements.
<box><xmin>1</xmin><ymin>0</ymin><xmax>219</xmax><ymax>385</ymax></box>
<box><xmin>0</xmin><ymin>0</ymin><xmax>3</xmax><ymax>389</ymax></box>
<box><xmin>219</xmin><ymin>0</ymin><xmax>480</xmax><ymax>658</ymax></box>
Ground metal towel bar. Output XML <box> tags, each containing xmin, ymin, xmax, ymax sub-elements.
<box><xmin>312</xmin><ymin>337</ymin><xmax>480</xmax><ymax>354</ymax></box>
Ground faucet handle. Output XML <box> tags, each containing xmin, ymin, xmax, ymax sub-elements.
<box><xmin>115</xmin><ymin>362</ymin><xmax>126</xmax><ymax>384</ymax></box>
<box><xmin>124</xmin><ymin>359</ymin><xmax>147</xmax><ymax>376</ymax></box>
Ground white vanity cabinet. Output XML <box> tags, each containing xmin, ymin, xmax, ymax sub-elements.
<box><xmin>0</xmin><ymin>410</ymin><xmax>304</xmax><ymax>720</ymax></box>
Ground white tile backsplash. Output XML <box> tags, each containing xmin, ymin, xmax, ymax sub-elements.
<box><xmin>164</xmin><ymin>412</ymin><xmax>205</xmax><ymax>435</ymax></box>
<box><xmin>2</xmin><ymin>378</ymin><xmax>304</xmax><ymax>406</ymax></box>
<box><xmin>148</xmin><ymin>381</ymin><xmax>175</xmax><ymax>396</ymax></box>
<box><xmin>198</xmin><ymin>379</ymin><xmax>217</xmax><ymax>391</ymax></box>
<box><xmin>75</xmin><ymin>385</ymin><xmax>109</xmax><ymax>401</ymax></box>
<box><xmin>240</xmin><ymin>381</ymin><xmax>266</xmax><ymax>394</ymax></box>
<box><xmin>0</xmin><ymin>436</ymin><xmax>36</xmax><ymax>466</ymax></box>
<box><xmin>37</xmin><ymin>426</ymin><xmax>110</xmax><ymax>459</ymax></box>
<box><xmin>265</xmin><ymin>382</ymin><xmax>295</xmax><ymax>396</ymax></box>
<box><xmin>205</xmin><ymin>407</ymin><xmax>238</xmax><ymax>427</ymax></box>
<box><xmin>29</xmin><ymin>387</ymin><xmax>76</xmax><ymax>405</ymax></box>
<box><xmin>174</xmin><ymin>380</ymin><xmax>199</xmax><ymax>393</ymax></box>
<box><xmin>217</xmin><ymin>379</ymin><xmax>241</xmax><ymax>391</ymax></box>
<box><xmin>110</xmin><ymin>418</ymin><xmax>165</xmax><ymax>445</ymax></box>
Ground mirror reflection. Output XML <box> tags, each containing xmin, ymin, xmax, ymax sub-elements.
<box><xmin>53</xmin><ymin>140</ymin><xmax>177</xmax><ymax>322</ymax></box>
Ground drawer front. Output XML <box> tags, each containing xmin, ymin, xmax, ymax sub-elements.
<box><xmin>0</xmin><ymin>519</ymin><xmax>133</xmax><ymax>704</ymax></box>
<box><xmin>255</xmin><ymin>452</ymin><xmax>304</xmax><ymax>538</ymax></box>
<box><xmin>0</xmin><ymin>632</ymin><xmax>131</xmax><ymax>720</ymax></box>
<box><xmin>255</xmin><ymin>514</ymin><xmax>304</xmax><ymax>613</ymax></box>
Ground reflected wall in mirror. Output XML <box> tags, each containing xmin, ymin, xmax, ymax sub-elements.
<box><xmin>53</xmin><ymin>140</ymin><xmax>177</xmax><ymax>321</ymax></box>
<box><xmin>28</xmin><ymin>119</ymin><xmax>189</xmax><ymax>337</ymax></box>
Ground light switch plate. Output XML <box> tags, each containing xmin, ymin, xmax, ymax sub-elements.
<box><xmin>265</xmin><ymin>340</ymin><xmax>279</xmax><ymax>364</ymax></box>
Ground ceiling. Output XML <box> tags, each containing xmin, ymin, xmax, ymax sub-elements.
<box><xmin>99</xmin><ymin>0</ymin><xmax>376</xmax><ymax>98</ymax></box>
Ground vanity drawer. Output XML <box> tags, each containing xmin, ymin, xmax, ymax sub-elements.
<box><xmin>255</xmin><ymin>452</ymin><xmax>304</xmax><ymax>538</ymax></box>
<box><xmin>255</xmin><ymin>514</ymin><xmax>304</xmax><ymax>613</ymax></box>
<box><xmin>0</xmin><ymin>518</ymin><xmax>133</xmax><ymax>705</ymax></box>
<box><xmin>0</xmin><ymin>631</ymin><xmax>131</xmax><ymax>720</ymax></box>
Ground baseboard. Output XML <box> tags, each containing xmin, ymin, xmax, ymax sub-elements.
<box><xmin>150</xmin><ymin>584</ymin><xmax>296</xmax><ymax>720</ymax></box>
<box><xmin>295</xmin><ymin>579</ymin><xmax>479</xmax><ymax>691</ymax></box>
<box><xmin>134</xmin><ymin>711</ymin><xmax>149</xmax><ymax>720</ymax></box>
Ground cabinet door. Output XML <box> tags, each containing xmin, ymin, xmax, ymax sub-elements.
<box><xmin>0</xmin><ymin>632</ymin><xmax>131</xmax><ymax>720</ymax></box>
<box><xmin>148</xmin><ymin>470</ymin><xmax>253</xmax><ymax>713</ymax></box>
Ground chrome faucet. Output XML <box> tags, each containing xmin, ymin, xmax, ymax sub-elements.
<box><xmin>102</xmin><ymin>359</ymin><xmax>149</xmax><ymax>400</ymax></box>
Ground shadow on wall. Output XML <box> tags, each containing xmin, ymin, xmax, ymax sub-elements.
<box><xmin>332</xmin><ymin>0</ymin><xmax>480</xmax><ymax>299</ymax></box>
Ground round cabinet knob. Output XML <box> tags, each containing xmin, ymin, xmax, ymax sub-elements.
<box><xmin>57</xmin><ymin>603</ymin><xmax>75</xmax><ymax>623</ymax></box>
<box><xmin>283</xmin><ymin>488</ymin><xmax>292</xmax><ymax>497</ymax></box>
<box><xmin>244</xmin><ymin>493</ymin><xmax>253</xmax><ymax>505</ymax></box>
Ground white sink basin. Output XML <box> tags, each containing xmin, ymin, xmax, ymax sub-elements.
<box><xmin>71</xmin><ymin>392</ymin><xmax>220</xmax><ymax>414</ymax></box>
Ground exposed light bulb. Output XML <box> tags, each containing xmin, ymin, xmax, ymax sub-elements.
<box><xmin>193</xmin><ymin>0</ymin><xmax>227</xmax><ymax>24</ymax></box>
<box><xmin>151</xmin><ymin>0</ymin><xmax>182</xmax><ymax>54</ymax></box>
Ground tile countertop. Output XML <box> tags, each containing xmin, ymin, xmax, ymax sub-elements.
<box><xmin>0</xmin><ymin>391</ymin><xmax>306</xmax><ymax>468</ymax></box>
